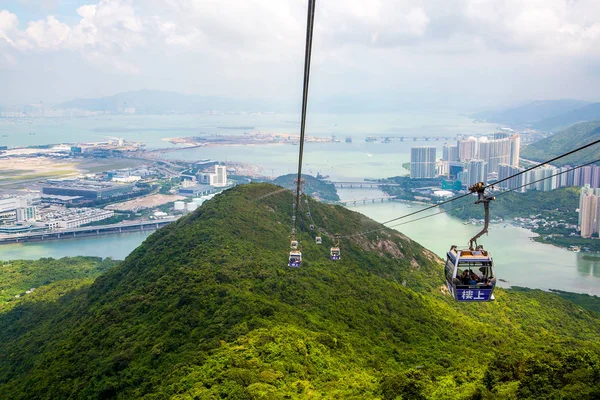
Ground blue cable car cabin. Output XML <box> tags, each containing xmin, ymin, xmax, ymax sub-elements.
<box><xmin>445</xmin><ymin>246</ymin><xmax>496</xmax><ymax>302</ymax></box>
<box><xmin>330</xmin><ymin>247</ymin><xmax>340</xmax><ymax>261</ymax></box>
<box><xmin>289</xmin><ymin>250</ymin><xmax>302</xmax><ymax>267</ymax></box>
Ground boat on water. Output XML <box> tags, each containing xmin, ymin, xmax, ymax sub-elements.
<box><xmin>568</xmin><ymin>246</ymin><xmax>581</xmax><ymax>252</ymax></box>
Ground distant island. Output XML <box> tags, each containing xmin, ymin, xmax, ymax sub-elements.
<box><xmin>273</xmin><ymin>173</ymin><xmax>339</xmax><ymax>202</ymax></box>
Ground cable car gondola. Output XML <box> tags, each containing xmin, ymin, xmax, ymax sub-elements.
<box><xmin>289</xmin><ymin>250</ymin><xmax>302</xmax><ymax>267</ymax></box>
<box><xmin>330</xmin><ymin>234</ymin><xmax>341</xmax><ymax>260</ymax></box>
<box><xmin>315</xmin><ymin>236</ymin><xmax>322</xmax><ymax>244</ymax></box>
<box><xmin>445</xmin><ymin>182</ymin><xmax>496</xmax><ymax>302</ymax></box>
<box><xmin>330</xmin><ymin>247</ymin><xmax>340</xmax><ymax>260</ymax></box>
<box><xmin>291</xmin><ymin>240</ymin><xmax>298</xmax><ymax>250</ymax></box>
<box><xmin>445</xmin><ymin>246</ymin><xmax>495</xmax><ymax>301</ymax></box>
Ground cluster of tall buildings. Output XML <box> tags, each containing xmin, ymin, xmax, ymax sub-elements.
<box><xmin>497</xmin><ymin>164</ymin><xmax>600</xmax><ymax>193</ymax></box>
<box><xmin>441</xmin><ymin>133</ymin><xmax>521</xmax><ymax>186</ymax></box>
<box><xmin>410</xmin><ymin>133</ymin><xmax>521</xmax><ymax>185</ymax></box>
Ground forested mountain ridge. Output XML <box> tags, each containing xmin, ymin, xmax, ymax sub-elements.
<box><xmin>273</xmin><ymin>173</ymin><xmax>340</xmax><ymax>202</ymax></box>
<box><xmin>1</xmin><ymin>183</ymin><xmax>599</xmax><ymax>399</ymax></box>
<box><xmin>521</xmin><ymin>120</ymin><xmax>600</xmax><ymax>166</ymax></box>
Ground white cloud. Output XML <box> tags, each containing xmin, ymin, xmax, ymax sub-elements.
<box><xmin>1</xmin><ymin>0</ymin><xmax>600</xmax><ymax>106</ymax></box>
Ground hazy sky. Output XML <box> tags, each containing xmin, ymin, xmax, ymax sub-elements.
<box><xmin>1</xmin><ymin>0</ymin><xmax>600</xmax><ymax>110</ymax></box>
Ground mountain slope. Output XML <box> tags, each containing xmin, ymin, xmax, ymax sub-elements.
<box><xmin>520</xmin><ymin>120</ymin><xmax>600</xmax><ymax>166</ymax></box>
<box><xmin>472</xmin><ymin>99</ymin><xmax>590</xmax><ymax>126</ymax></box>
<box><xmin>0</xmin><ymin>183</ymin><xmax>599</xmax><ymax>399</ymax></box>
<box><xmin>534</xmin><ymin>102</ymin><xmax>600</xmax><ymax>131</ymax></box>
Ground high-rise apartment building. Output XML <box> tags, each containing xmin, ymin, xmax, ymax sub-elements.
<box><xmin>466</xmin><ymin>160</ymin><xmax>488</xmax><ymax>187</ymax></box>
<box><xmin>498</xmin><ymin>164</ymin><xmax>525</xmax><ymax>192</ymax></box>
<box><xmin>442</xmin><ymin>144</ymin><xmax>459</xmax><ymax>162</ymax></box>
<box><xmin>410</xmin><ymin>147</ymin><xmax>437</xmax><ymax>178</ymax></box>
<box><xmin>210</xmin><ymin>165</ymin><xmax>228</xmax><ymax>187</ymax></box>
<box><xmin>579</xmin><ymin>185</ymin><xmax>600</xmax><ymax>238</ymax></box>
<box><xmin>509</xmin><ymin>134</ymin><xmax>520</xmax><ymax>167</ymax></box>
<box><xmin>457</xmin><ymin>134</ymin><xmax>520</xmax><ymax>173</ymax></box>
<box><xmin>458</xmin><ymin>137</ymin><xmax>478</xmax><ymax>161</ymax></box>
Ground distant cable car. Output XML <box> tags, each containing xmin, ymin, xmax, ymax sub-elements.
<box><xmin>310</xmin><ymin>224</ymin><xmax>315</xmax><ymax>230</ymax></box>
<box><xmin>289</xmin><ymin>250</ymin><xmax>302</xmax><ymax>267</ymax></box>
<box><xmin>291</xmin><ymin>240</ymin><xmax>298</xmax><ymax>249</ymax></box>
<box><xmin>445</xmin><ymin>246</ymin><xmax>495</xmax><ymax>301</ymax></box>
<box><xmin>306</xmin><ymin>212</ymin><xmax>311</xmax><ymax>217</ymax></box>
<box><xmin>316</xmin><ymin>236</ymin><xmax>322</xmax><ymax>244</ymax></box>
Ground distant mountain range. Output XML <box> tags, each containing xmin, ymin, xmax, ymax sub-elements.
<box><xmin>57</xmin><ymin>89</ymin><xmax>290</xmax><ymax>114</ymax></box>
<box><xmin>472</xmin><ymin>99</ymin><xmax>592</xmax><ymax>129</ymax></box>
<box><xmin>521</xmin><ymin>120</ymin><xmax>600</xmax><ymax>166</ymax></box>
<box><xmin>533</xmin><ymin>103</ymin><xmax>600</xmax><ymax>131</ymax></box>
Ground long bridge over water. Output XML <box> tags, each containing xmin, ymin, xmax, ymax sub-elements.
<box><xmin>338</xmin><ymin>196</ymin><xmax>396</xmax><ymax>206</ymax></box>
<box><xmin>329</xmin><ymin>181</ymin><xmax>402</xmax><ymax>189</ymax></box>
<box><xmin>0</xmin><ymin>218</ymin><xmax>178</xmax><ymax>245</ymax></box>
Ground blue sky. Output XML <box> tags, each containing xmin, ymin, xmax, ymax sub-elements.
<box><xmin>2</xmin><ymin>0</ymin><xmax>82</xmax><ymax>24</ymax></box>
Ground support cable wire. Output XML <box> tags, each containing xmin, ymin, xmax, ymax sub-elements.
<box><xmin>339</xmin><ymin>157</ymin><xmax>600</xmax><ymax>239</ymax></box>
<box><xmin>293</xmin><ymin>0</ymin><xmax>317</xmax><ymax>234</ymax></box>
<box><xmin>385</xmin><ymin>158</ymin><xmax>600</xmax><ymax>231</ymax></box>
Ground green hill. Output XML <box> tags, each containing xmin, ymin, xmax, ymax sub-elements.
<box><xmin>273</xmin><ymin>173</ymin><xmax>339</xmax><ymax>201</ymax></box>
<box><xmin>521</xmin><ymin>120</ymin><xmax>600</xmax><ymax>166</ymax></box>
<box><xmin>1</xmin><ymin>183</ymin><xmax>600</xmax><ymax>399</ymax></box>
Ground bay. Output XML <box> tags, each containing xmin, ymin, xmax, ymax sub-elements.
<box><xmin>1</xmin><ymin>113</ymin><xmax>597</xmax><ymax>295</ymax></box>
<box><xmin>341</xmin><ymin>189</ymin><xmax>600</xmax><ymax>295</ymax></box>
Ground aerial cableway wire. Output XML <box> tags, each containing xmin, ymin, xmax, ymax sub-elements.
<box><xmin>343</xmin><ymin>158</ymin><xmax>600</xmax><ymax>238</ymax></box>
<box><xmin>293</xmin><ymin>0</ymin><xmax>317</xmax><ymax>234</ymax></box>
<box><xmin>338</xmin><ymin>142</ymin><xmax>600</xmax><ymax>239</ymax></box>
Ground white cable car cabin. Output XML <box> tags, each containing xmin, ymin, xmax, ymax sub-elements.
<box><xmin>291</xmin><ymin>240</ymin><xmax>298</xmax><ymax>249</ymax></box>
<box><xmin>445</xmin><ymin>246</ymin><xmax>496</xmax><ymax>302</ymax></box>
<box><xmin>289</xmin><ymin>250</ymin><xmax>302</xmax><ymax>267</ymax></box>
<box><xmin>330</xmin><ymin>247</ymin><xmax>341</xmax><ymax>260</ymax></box>
<box><xmin>315</xmin><ymin>236</ymin><xmax>322</xmax><ymax>244</ymax></box>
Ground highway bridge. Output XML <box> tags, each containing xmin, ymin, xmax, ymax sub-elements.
<box><xmin>338</xmin><ymin>196</ymin><xmax>396</xmax><ymax>206</ymax></box>
<box><xmin>329</xmin><ymin>181</ymin><xmax>402</xmax><ymax>188</ymax></box>
<box><xmin>0</xmin><ymin>218</ymin><xmax>178</xmax><ymax>245</ymax></box>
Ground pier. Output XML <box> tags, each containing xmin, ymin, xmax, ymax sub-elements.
<box><xmin>0</xmin><ymin>218</ymin><xmax>178</xmax><ymax>245</ymax></box>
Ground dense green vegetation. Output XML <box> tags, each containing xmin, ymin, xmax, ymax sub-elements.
<box><xmin>521</xmin><ymin>120</ymin><xmax>600</xmax><ymax>166</ymax></box>
<box><xmin>274</xmin><ymin>173</ymin><xmax>339</xmax><ymax>201</ymax></box>
<box><xmin>0</xmin><ymin>183</ymin><xmax>599</xmax><ymax>399</ymax></box>
<box><xmin>0</xmin><ymin>256</ymin><xmax>118</xmax><ymax>313</ymax></box>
